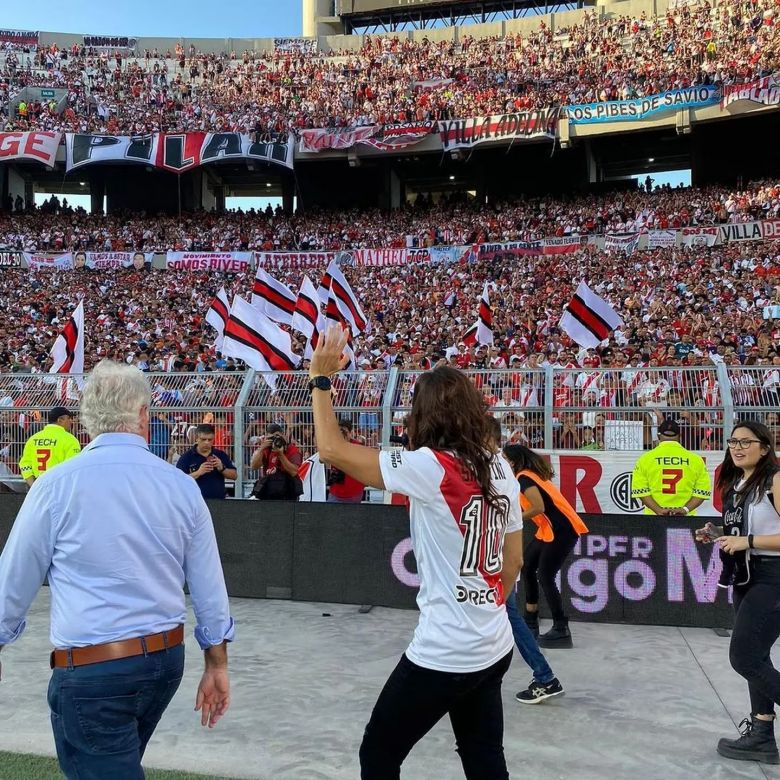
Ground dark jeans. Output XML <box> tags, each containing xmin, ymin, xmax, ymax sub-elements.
<box><xmin>523</xmin><ymin>525</ymin><xmax>578</xmax><ymax>621</ymax></box>
<box><xmin>47</xmin><ymin>644</ymin><xmax>185</xmax><ymax>780</ymax></box>
<box><xmin>731</xmin><ymin>557</ymin><xmax>780</xmax><ymax>716</ymax></box>
<box><xmin>360</xmin><ymin>651</ymin><xmax>513</xmax><ymax>780</ymax></box>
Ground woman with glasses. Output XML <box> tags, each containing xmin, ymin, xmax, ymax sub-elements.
<box><xmin>697</xmin><ymin>421</ymin><xmax>780</xmax><ymax>765</ymax></box>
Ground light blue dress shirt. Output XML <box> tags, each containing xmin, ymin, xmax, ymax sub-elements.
<box><xmin>0</xmin><ymin>432</ymin><xmax>235</xmax><ymax>650</ymax></box>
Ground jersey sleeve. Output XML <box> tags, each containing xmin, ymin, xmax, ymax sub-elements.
<box><xmin>692</xmin><ymin>457</ymin><xmax>712</xmax><ymax>500</ymax></box>
<box><xmin>631</xmin><ymin>456</ymin><xmax>651</xmax><ymax>499</ymax></box>
<box><xmin>506</xmin><ymin>479</ymin><xmax>523</xmax><ymax>534</ymax></box>
<box><xmin>379</xmin><ymin>448</ymin><xmax>443</xmax><ymax>502</ymax></box>
<box><xmin>18</xmin><ymin>437</ymin><xmax>35</xmax><ymax>479</ymax></box>
<box><xmin>62</xmin><ymin>434</ymin><xmax>81</xmax><ymax>462</ymax></box>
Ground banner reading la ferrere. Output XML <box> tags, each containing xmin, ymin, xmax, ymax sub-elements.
<box><xmin>65</xmin><ymin>131</ymin><xmax>294</xmax><ymax>173</ymax></box>
<box><xmin>387</xmin><ymin>512</ymin><xmax>732</xmax><ymax>627</ymax></box>
<box><xmin>566</xmin><ymin>86</ymin><xmax>720</xmax><ymax>124</ymax></box>
<box><xmin>0</xmin><ymin>131</ymin><xmax>61</xmax><ymax>166</ymax></box>
<box><xmin>165</xmin><ymin>252</ymin><xmax>253</xmax><ymax>273</ymax></box>
<box><xmin>438</xmin><ymin>108</ymin><xmax>559</xmax><ymax>149</ymax></box>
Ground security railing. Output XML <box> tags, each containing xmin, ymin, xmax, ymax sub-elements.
<box><xmin>2</xmin><ymin>365</ymin><xmax>775</xmax><ymax>496</ymax></box>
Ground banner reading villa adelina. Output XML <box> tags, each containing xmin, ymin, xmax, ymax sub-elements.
<box><xmin>438</xmin><ymin>108</ymin><xmax>560</xmax><ymax>150</ymax></box>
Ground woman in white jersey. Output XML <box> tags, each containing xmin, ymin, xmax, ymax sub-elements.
<box><xmin>697</xmin><ymin>421</ymin><xmax>780</xmax><ymax>765</ymax></box>
<box><xmin>308</xmin><ymin>325</ymin><xmax>524</xmax><ymax>780</ymax></box>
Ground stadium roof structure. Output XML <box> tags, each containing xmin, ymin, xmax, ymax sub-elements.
<box><xmin>339</xmin><ymin>0</ymin><xmax>583</xmax><ymax>33</ymax></box>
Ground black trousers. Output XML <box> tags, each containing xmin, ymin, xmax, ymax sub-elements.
<box><xmin>731</xmin><ymin>556</ymin><xmax>780</xmax><ymax>716</ymax></box>
<box><xmin>359</xmin><ymin>651</ymin><xmax>513</xmax><ymax>780</ymax></box>
<box><xmin>522</xmin><ymin>525</ymin><xmax>578</xmax><ymax>621</ymax></box>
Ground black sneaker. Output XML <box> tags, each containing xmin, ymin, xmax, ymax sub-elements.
<box><xmin>515</xmin><ymin>678</ymin><xmax>564</xmax><ymax>705</ymax></box>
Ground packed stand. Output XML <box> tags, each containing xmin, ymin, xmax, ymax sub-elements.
<box><xmin>2</xmin><ymin>180</ymin><xmax>780</xmax><ymax>252</ymax></box>
<box><xmin>0</xmin><ymin>0</ymin><xmax>778</xmax><ymax>133</ymax></box>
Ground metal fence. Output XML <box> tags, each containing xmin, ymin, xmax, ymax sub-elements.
<box><xmin>2</xmin><ymin>365</ymin><xmax>778</xmax><ymax>495</ymax></box>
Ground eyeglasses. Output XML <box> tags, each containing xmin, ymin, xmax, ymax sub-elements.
<box><xmin>726</xmin><ymin>438</ymin><xmax>763</xmax><ymax>449</ymax></box>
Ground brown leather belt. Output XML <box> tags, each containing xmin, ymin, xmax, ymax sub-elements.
<box><xmin>50</xmin><ymin>625</ymin><xmax>184</xmax><ymax>669</ymax></box>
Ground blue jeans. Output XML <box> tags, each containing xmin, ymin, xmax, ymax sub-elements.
<box><xmin>47</xmin><ymin>644</ymin><xmax>185</xmax><ymax>780</ymax></box>
<box><xmin>505</xmin><ymin>587</ymin><xmax>554</xmax><ymax>684</ymax></box>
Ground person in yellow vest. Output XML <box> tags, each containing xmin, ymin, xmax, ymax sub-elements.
<box><xmin>503</xmin><ymin>444</ymin><xmax>589</xmax><ymax>649</ymax></box>
<box><xmin>631</xmin><ymin>418</ymin><xmax>711</xmax><ymax>516</ymax></box>
<box><xmin>18</xmin><ymin>406</ymin><xmax>81</xmax><ymax>487</ymax></box>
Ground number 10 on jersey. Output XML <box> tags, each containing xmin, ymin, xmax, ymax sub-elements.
<box><xmin>458</xmin><ymin>495</ymin><xmax>510</xmax><ymax>577</ymax></box>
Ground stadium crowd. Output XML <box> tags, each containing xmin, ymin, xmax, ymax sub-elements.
<box><xmin>0</xmin><ymin>0</ymin><xmax>778</xmax><ymax>133</ymax></box>
<box><xmin>2</xmin><ymin>180</ymin><xmax>780</xmax><ymax>251</ymax></box>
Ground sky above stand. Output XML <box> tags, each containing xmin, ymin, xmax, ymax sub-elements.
<box><xmin>3</xmin><ymin>0</ymin><xmax>302</xmax><ymax>39</ymax></box>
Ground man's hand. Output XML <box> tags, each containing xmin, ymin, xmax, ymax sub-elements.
<box><xmin>195</xmin><ymin>667</ymin><xmax>230</xmax><ymax>728</ymax></box>
<box><xmin>195</xmin><ymin>461</ymin><xmax>215</xmax><ymax>478</ymax></box>
<box><xmin>259</xmin><ymin>435</ymin><xmax>273</xmax><ymax>451</ymax></box>
<box><xmin>207</xmin><ymin>455</ymin><xmax>223</xmax><ymax>472</ymax></box>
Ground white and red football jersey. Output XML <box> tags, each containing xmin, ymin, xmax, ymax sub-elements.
<box><xmin>379</xmin><ymin>447</ymin><xmax>522</xmax><ymax>673</ymax></box>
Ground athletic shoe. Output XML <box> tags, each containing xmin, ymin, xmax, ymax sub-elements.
<box><xmin>515</xmin><ymin>677</ymin><xmax>565</xmax><ymax>705</ymax></box>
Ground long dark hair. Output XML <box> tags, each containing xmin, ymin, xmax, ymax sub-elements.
<box><xmin>716</xmin><ymin>420</ymin><xmax>779</xmax><ymax>503</ymax></box>
<box><xmin>407</xmin><ymin>367</ymin><xmax>497</xmax><ymax>507</ymax></box>
<box><xmin>502</xmin><ymin>444</ymin><xmax>554</xmax><ymax>481</ymax></box>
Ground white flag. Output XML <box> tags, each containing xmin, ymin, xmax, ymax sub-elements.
<box><xmin>50</xmin><ymin>300</ymin><xmax>84</xmax><ymax>375</ymax></box>
<box><xmin>560</xmin><ymin>282</ymin><xmax>623</xmax><ymax>349</ymax></box>
<box><xmin>251</xmin><ymin>268</ymin><xmax>297</xmax><ymax>325</ymax></box>
<box><xmin>221</xmin><ymin>296</ymin><xmax>300</xmax><ymax>390</ymax></box>
<box><xmin>205</xmin><ymin>287</ymin><xmax>230</xmax><ymax>350</ymax></box>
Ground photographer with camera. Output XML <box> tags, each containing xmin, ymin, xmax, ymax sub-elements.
<box><xmin>249</xmin><ymin>424</ymin><xmax>302</xmax><ymax>501</ymax></box>
<box><xmin>326</xmin><ymin>419</ymin><xmax>366</xmax><ymax>504</ymax></box>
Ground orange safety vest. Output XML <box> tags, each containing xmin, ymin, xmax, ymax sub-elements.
<box><xmin>517</xmin><ymin>469</ymin><xmax>589</xmax><ymax>542</ymax></box>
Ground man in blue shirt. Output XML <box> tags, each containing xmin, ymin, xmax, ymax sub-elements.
<box><xmin>176</xmin><ymin>423</ymin><xmax>237</xmax><ymax>499</ymax></box>
<box><xmin>0</xmin><ymin>360</ymin><xmax>235</xmax><ymax>780</ymax></box>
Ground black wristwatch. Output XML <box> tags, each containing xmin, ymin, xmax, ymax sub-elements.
<box><xmin>748</xmin><ymin>534</ymin><xmax>755</xmax><ymax>549</ymax></box>
<box><xmin>308</xmin><ymin>375</ymin><xmax>332</xmax><ymax>393</ymax></box>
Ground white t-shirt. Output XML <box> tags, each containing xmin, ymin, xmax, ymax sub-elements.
<box><xmin>379</xmin><ymin>447</ymin><xmax>523</xmax><ymax>673</ymax></box>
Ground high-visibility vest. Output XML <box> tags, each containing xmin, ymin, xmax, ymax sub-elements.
<box><xmin>517</xmin><ymin>469</ymin><xmax>589</xmax><ymax>542</ymax></box>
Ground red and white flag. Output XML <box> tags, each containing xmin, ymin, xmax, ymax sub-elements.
<box><xmin>205</xmin><ymin>286</ymin><xmax>230</xmax><ymax>350</ymax></box>
<box><xmin>221</xmin><ymin>296</ymin><xmax>300</xmax><ymax>390</ymax></box>
<box><xmin>291</xmin><ymin>275</ymin><xmax>320</xmax><ymax>341</ymax></box>
<box><xmin>325</xmin><ymin>287</ymin><xmax>356</xmax><ymax>369</ymax></box>
<box><xmin>560</xmin><ymin>282</ymin><xmax>623</xmax><ymax>349</ymax></box>
<box><xmin>463</xmin><ymin>283</ymin><xmax>493</xmax><ymax>346</ymax></box>
<box><xmin>317</xmin><ymin>259</ymin><xmax>368</xmax><ymax>333</ymax></box>
<box><xmin>50</xmin><ymin>300</ymin><xmax>84</xmax><ymax>375</ymax></box>
<box><xmin>251</xmin><ymin>268</ymin><xmax>297</xmax><ymax>326</ymax></box>
<box><xmin>293</xmin><ymin>275</ymin><xmax>326</xmax><ymax>360</ymax></box>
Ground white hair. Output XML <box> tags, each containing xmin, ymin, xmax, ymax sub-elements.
<box><xmin>80</xmin><ymin>360</ymin><xmax>152</xmax><ymax>438</ymax></box>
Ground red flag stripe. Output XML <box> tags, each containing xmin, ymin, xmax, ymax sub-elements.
<box><xmin>252</xmin><ymin>281</ymin><xmax>296</xmax><ymax>313</ymax></box>
<box><xmin>331</xmin><ymin>278</ymin><xmax>366</xmax><ymax>331</ymax></box>
<box><xmin>226</xmin><ymin>316</ymin><xmax>297</xmax><ymax>371</ymax></box>
<box><xmin>211</xmin><ymin>296</ymin><xmax>229</xmax><ymax>325</ymax></box>
<box><xmin>567</xmin><ymin>297</ymin><xmax>611</xmax><ymax>342</ymax></box>
<box><xmin>60</xmin><ymin>317</ymin><xmax>79</xmax><ymax>373</ymax></box>
<box><xmin>295</xmin><ymin>295</ymin><xmax>319</xmax><ymax>327</ymax></box>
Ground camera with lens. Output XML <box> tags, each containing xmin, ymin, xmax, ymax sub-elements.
<box><xmin>389</xmin><ymin>433</ymin><xmax>409</xmax><ymax>447</ymax></box>
<box><xmin>271</xmin><ymin>434</ymin><xmax>287</xmax><ymax>450</ymax></box>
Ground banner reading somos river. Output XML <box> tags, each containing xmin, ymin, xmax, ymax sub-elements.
<box><xmin>165</xmin><ymin>252</ymin><xmax>253</xmax><ymax>273</ymax></box>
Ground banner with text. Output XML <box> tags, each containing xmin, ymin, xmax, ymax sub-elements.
<box><xmin>65</xmin><ymin>131</ymin><xmax>294</xmax><ymax>172</ymax></box>
<box><xmin>647</xmin><ymin>230</ymin><xmax>677</xmax><ymax>249</ymax></box>
<box><xmin>23</xmin><ymin>251</ymin><xmax>154</xmax><ymax>270</ymax></box>
<box><xmin>83</xmin><ymin>35</ymin><xmax>137</xmax><ymax>50</ymax></box>
<box><xmin>680</xmin><ymin>226</ymin><xmax>719</xmax><ymax>247</ymax></box>
<box><xmin>566</xmin><ymin>86</ymin><xmax>720</xmax><ymax>124</ymax></box>
<box><xmin>438</xmin><ymin>108</ymin><xmax>559</xmax><ymax>150</ymax></box>
<box><xmin>721</xmin><ymin>73</ymin><xmax>780</xmax><ymax>110</ymax></box>
<box><xmin>604</xmin><ymin>233</ymin><xmax>641</xmax><ymax>254</ymax></box>
<box><xmin>298</xmin><ymin>122</ymin><xmax>434</xmax><ymax>153</ymax></box>
<box><xmin>0</xmin><ymin>29</ymin><xmax>39</xmax><ymax>47</ymax></box>
<box><xmin>0</xmin><ymin>251</ymin><xmax>23</xmax><ymax>268</ymax></box>
<box><xmin>0</xmin><ymin>131</ymin><xmax>61</xmax><ymax>167</ymax></box>
<box><xmin>256</xmin><ymin>251</ymin><xmax>341</xmax><ymax>270</ymax></box>
<box><xmin>536</xmin><ymin>450</ymin><xmax>721</xmax><ymax>517</ymax></box>
<box><xmin>273</xmin><ymin>37</ymin><xmax>317</xmax><ymax>53</ymax></box>
<box><xmin>165</xmin><ymin>252</ymin><xmax>253</xmax><ymax>273</ymax></box>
